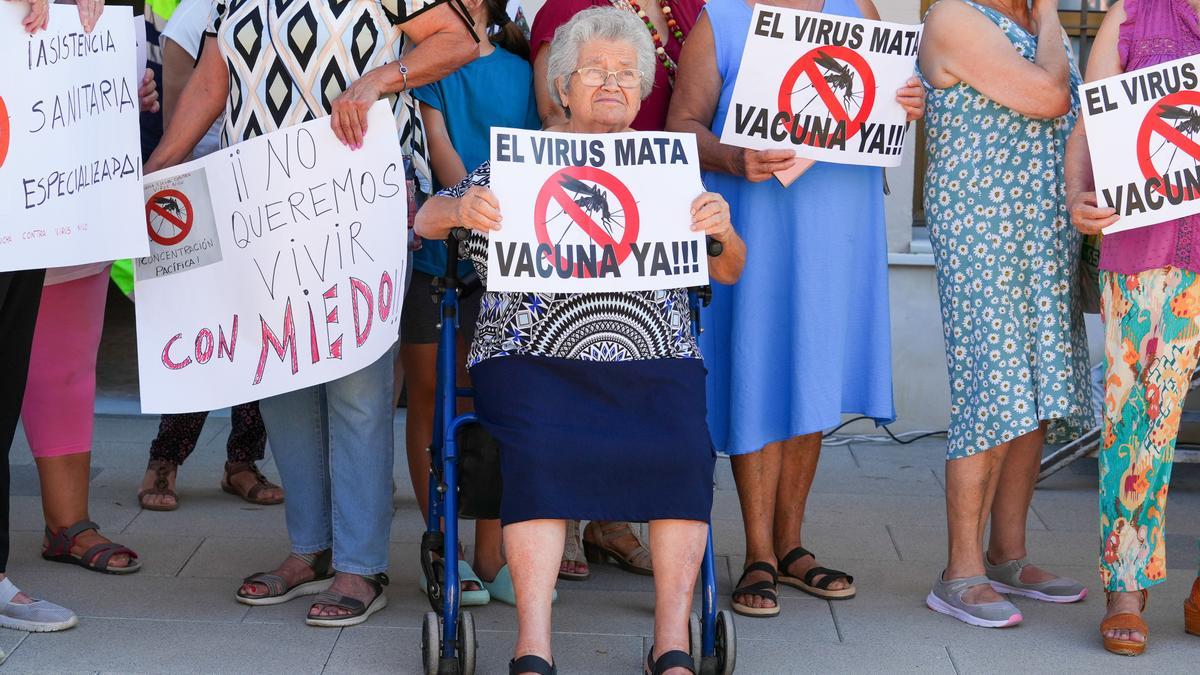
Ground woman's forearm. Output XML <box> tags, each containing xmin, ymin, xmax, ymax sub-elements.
<box><xmin>708</xmin><ymin>231</ymin><xmax>746</xmax><ymax>284</ymax></box>
<box><xmin>145</xmin><ymin>39</ymin><xmax>227</xmax><ymax>172</ymax></box>
<box><xmin>1064</xmin><ymin>123</ymin><xmax>1094</xmax><ymax>201</ymax></box>
<box><xmin>1033</xmin><ymin>8</ymin><xmax>1070</xmax><ymax>90</ymax></box>
<box><xmin>414</xmin><ymin>195</ymin><xmax>461</xmax><ymax>240</ymax></box>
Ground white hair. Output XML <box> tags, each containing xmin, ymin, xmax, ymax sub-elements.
<box><xmin>545</xmin><ymin>7</ymin><xmax>656</xmax><ymax>110</ymax></box>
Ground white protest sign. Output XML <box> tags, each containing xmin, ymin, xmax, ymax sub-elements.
<box><xmin>1081</xmin><ymin>54</ymin><xmax>1200</xmax><ymax>233</ymax></box>
<box><xmin>719</xmin><ymin>7</ymin><xmax>921</xmax><ymax>168</ymax></box>
<box><xmin>0</xmin><ymin>4</ymin><xmax>148</xmax><ymax>272</ymax></box>
<box><xmin>488</xmin><ymin>128</ymin><xmax>708</xmax><ymax>293</ymax></box>
<box><xmin>135</xmin><ymin>101</ymin><xmax>406</xmax><ymax>414</ymax></box>
<box><xmin>134</xmin><ymin>14</ymin><xmax>147</xmax><ymax>81</ymax></box>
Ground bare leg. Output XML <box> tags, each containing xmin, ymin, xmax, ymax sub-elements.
<box><xmin>648</xmin><ymin>519</ymin><xmax>707</xmax><ymax>674</ymax></box>
<box><xmin>37</xmin><ymin>452</ymin><xmax>131</xmax><ymax>568</ymax></box>
<box><xmin>987</xmin><ymin>423</ymin><xmax>1055</xmax><ymax>583</ymax></box>
<box><xmin>401</xmin><ymin>343</ymin><xmax>438</xmax><ymax>518</ymax></box>
<box><xmin>505</xmin><ymin>519</ymin><xmax>565</xmax><ymax>670</ymax></box>
<box><xmin>474</xmin><ymin>519</ymin><xmax>505</xmax><ymax>582</ymax></box>
<box><xmin>944</xmin><ymin>443</ymin><xmax>1010</xmax><ymax>604</ymax></box>
<box><xmin>772</xmin><ymin>433</ymin><xmax>847</xmax><ymax>590</ymax></box>
<box><xmin>730</xmin><ymin>442</ymin><xmax>781</xmax><ymax>610</ymax></box>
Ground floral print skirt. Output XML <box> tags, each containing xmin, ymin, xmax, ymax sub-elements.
<box><xmin>1100</xmin><ymin>267</ymin><xmax>1200</xmax><ymax>591</ymax></box>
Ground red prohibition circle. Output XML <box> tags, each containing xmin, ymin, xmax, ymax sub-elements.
<box><xmin>533</xmin><ymin>166</ymin><xmax>640</xmax><ymax>276</ymax></box>
<box><xmin>0</xmin><ymin>96</ymin><xmax>10</xmax><ymax>169</ymax></box>
<box><xmin>145</xmin><ymin>189</ymin><xmax>194</xmax><ymax>246</ymax></box>
<box><xmin>777</xmin><ymin>45</ymin><xmax>877</xmax><ymax>144</ymax></box>
<box><xmin>1136</xmin><ymin>90</ymin><xmax>1200</xmax><ymax>201</ymax></box>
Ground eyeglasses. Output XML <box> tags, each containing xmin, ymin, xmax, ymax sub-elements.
<box><xmin>572</xmin><ymin>67</ymin><xmax>644</xmax><ymax>88</ymax></box>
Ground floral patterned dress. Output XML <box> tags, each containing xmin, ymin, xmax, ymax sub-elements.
<box><xmin>921</xmin><ymin>0</ymin><xmax>1093</xmax><ymax>459</ymax></box>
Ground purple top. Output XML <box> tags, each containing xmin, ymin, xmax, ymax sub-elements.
<box><xmin>1100</xmin><ymin>0</ymin><xmax>1200</xmax><ymax>273</ymax></box>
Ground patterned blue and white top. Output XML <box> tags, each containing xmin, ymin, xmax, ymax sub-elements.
<box><xmin>439</xmin><ymin>162</ymin><xmax>701</xmax><ymax>367</ymax></box>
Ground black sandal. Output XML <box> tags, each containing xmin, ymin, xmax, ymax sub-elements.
<box><xmin>645</xmin><ymin>647</ymin><xmax>695</xmax><ymax>674</ymax></box>
<box><xmin>42</xmin><ymin>520</ymin><xmax>141</xmax><ymax>574</ymax></box>
<box><xmin>236</xmin><ymin>550</ymin><xmax>334</xmax><ymax>606</ymax></box>
<box><xmin>510</xmin><ymin>654</ymin><xmax>556</xmax><ymax>674</ymax></box>
<box><xmin>305</xmin><ymin>573</ymin><xmax>389</xmax><ymax>627</ymax></box>
<box><xmin>731</xmin><ymin>561</ymin><xmax>780</xmax><ymax>617</ymax></box>
<box><xmin>778</xmin><ymin>546</ymin><xmax>856</xmax><ymax>600</ymax></box>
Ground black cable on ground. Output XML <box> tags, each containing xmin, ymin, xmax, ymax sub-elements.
<box><xmin>822</xmin><ymin>415</ymin><xmax>948</xmax><ymax>445</ymax></box>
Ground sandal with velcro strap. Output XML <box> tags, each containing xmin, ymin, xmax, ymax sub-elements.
<box><xmin>645</xmin><ymin>647</ymin><xmax>695</xmax><ymax>675</ymax></box>
<box><xmin>510</xmin><ymin>654</ymin><xmax>556</xmax><ymax>674</ymax></box>
<box><xmin>237</xmin><ymin>550</ymin><xmax>334</xmax><ymax>606</ymax></box>
<box><xmin>305</xmin><ymin>573</ymin><xmax>389</xmax><ymax>627</ymax></box>
<box><xmin>42</xmin><ymin>520</ymin><xmax>141</xmax><ymax>575</ymax></box>
<box><xmin>778</xmin><ymin>546</ymin><xmax>856</xmax><ymax>600</ymax></box>
<box><xmin>731</xmin><ymin>561</ymin><xmax>780</xmax><ymax>617</ymax></box>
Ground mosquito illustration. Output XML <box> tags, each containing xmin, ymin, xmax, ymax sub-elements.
<box><xmin>789</xmin><ymin>50</ymin><xmax>864</xmax><ymax>117</ymax></box>
<box><xmin>545</xmin><ymin>175</ymin><xmax>626</xmax><ymax>244</ymax></box>
<box><xmin>1151</xmin><ymin>104</ymin><xmax>1200</xmax><ymax>174</ymax></box>
<box><xmin>154</xmin><ymin>195</ymin><xmax>185</xmax><ymax>217</ymax></box>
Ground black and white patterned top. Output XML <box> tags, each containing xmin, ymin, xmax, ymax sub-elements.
<box><xmin>439</xmin><ymin>162</ymin><xmax>701</xmax><ymax>367</ymax></box>
<box><xmin>207</xmin><ymin>0</ymin><xmax>477</xmax><ymax>192</ymax></box>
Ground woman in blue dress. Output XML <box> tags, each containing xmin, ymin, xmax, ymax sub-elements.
<box><xmin>668</xmin><ymin>0</ymin><xmax>924</xmax><ymax>616</ymax></box>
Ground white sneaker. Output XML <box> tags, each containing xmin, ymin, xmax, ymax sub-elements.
<box><xmin>0</xmin><ymin>578</ymin><xmax>78</xmax><ymax>632</ymax></box>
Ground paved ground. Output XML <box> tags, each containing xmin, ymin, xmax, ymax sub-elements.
<box><xmin>1</xmin><ymin>412</ymin><xmax>1198</xmax><ymax>674</ymax></box>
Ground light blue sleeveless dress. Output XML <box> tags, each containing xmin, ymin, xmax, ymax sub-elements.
<box><xmin>920</xmin><ymin>1</ymin><xmax>1092</xmax><ymax>459</ymax></box>
<box><xmin>701</xmin><ymin>0</ymin><xmax>895</xmax><ymax>456</ymax></box>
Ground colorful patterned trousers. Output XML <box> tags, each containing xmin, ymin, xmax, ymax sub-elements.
<box><xmin>1100</xmin><ymin>267</ymin><xmax>1200</xmax><ymax>591</ymax></box>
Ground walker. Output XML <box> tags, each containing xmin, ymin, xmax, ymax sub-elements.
<box><xmin>419</xmin><ymin>229</ymin><xmax>736</xmax><ymax>675</ymax></box>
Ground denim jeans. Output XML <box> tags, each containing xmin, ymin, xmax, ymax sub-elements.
<box><xmin>259</xmin><ymin>346</ymin><xmax>397</xmax><ymax>575</ymax></box>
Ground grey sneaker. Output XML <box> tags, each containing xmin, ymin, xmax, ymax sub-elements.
<box><xmin>0</xmin><ymin>578</ymin><xmax>78</xmax><ymax>632</ymax></box>
<box><xmin>926</xmin><ymin>573</ymin><xmax>1023</xmax><ymax>628</ymax></box>
<box><xmin>985</xmin><ymin>556</ymin><xmax>1088</xmax><ymax>603</ymax></box>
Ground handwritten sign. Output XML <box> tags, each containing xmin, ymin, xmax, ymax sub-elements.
<box><xmin>1081</xmin><ymin>54</ymin><xmax>1200</xmax><ymax>233</ymax></box>
<box><xmin>719</xmin><ymin>7</ymin><xmax>921</xmax><ymax>168</ymax></box>
<box><xmin>0</xmin><ymin>4</ymin><xmax>148</xmax><ymax>272</ymax></box>
<box><xmin>488</xmin><ymin>128</ymin><xmax>708</xmax><ymax>293</ymax></box>
<box><xmin>135</xmin><ymin>101</ymin><xmax>406</xmax><ymax>414</ymax></box>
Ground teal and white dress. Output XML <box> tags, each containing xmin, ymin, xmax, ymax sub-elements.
<box><xmin>921</xmin><ymin>0</ymin><xmax>1093</xmax><ymax>459</ymax></box>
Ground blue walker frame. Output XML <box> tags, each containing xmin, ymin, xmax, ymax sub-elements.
<box><xmin>419</xmin><ymin>231</ymin><xmax>735</xmax><ymax>675</ymax></box>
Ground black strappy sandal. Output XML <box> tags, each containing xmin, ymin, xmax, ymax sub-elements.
<box><xmin>237</xmin><ymin>550</ymin><xmax>334</xmax><ymax>606</ymax></box>
<box><xmin>731</xmin><ymin>561</ymin><xmax>780</xmax><ymax>617</ymax></box>
<box><xmin>645</xmin><ymin>647</ymin><xmax>696</xmax><ymax>674</ymax></box>
<box><xmin>778</xmin><ymin>546</ymin><xmax>856</xmax><ymax>600</ymax></box>
<box><xmin>509</xmin><ymin>654</ymin><xmax>556</xmax><ymax>674</ymax></box>
<box><xmin>306</xmin><ymin>573</ymin><xmax>390</xmax><ymax>627</ymax></box>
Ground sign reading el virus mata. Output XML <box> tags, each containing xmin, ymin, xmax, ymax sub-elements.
<box><xmin>719</xmin><ymin>7</ymin><xmax>922</xmax><ymax>168</ymax></box>
<box><xmin>488</xmin><ymin>128</ymin><xmax>708</xmax><ymax>293</ymax></box>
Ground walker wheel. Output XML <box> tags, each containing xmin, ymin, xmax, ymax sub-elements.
<box><xmin>688</xmin><ymin>612</ymin><xmax>702</xmax><ymax>670</ymax></box>
<box><xmin>422</xmin><ymin>612</ymin><xmax>440</xmax><ymax>675</ymax></box>
<box><xmin>716</xmin><ymin>610</ymin><xmax>736</xmax><ymax>675</ymax></box>
<box><xmin>458</xmin><ymin>611</ymin><xmax>477</xmax><ymax>675</ymax></box>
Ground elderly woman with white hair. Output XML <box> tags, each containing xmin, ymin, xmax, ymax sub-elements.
<box><xmin>416</xmin><ymin>8</ymin><xmax>745</xmax><ymax>673</ymax></box>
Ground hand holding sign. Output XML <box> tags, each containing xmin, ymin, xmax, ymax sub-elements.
<box><xmin>741</xmin><ymin>148</ymin><xmax>798</xmax><ymax>183</ymax></box>
<box><xmin>457</xmin><ymin>187</ymin><xmax>503</xmax><ymax>232</ymax></box>
<box><xmin>1069</xmin><ymin>191</ymin><xmax>1119</xmax><ymax>236</ymax></box>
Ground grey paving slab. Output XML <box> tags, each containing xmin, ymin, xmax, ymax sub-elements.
<box><xmin>8</xmin><ymin>570</ymin><xmax>250</xmax><ymax>623</ymax></box>
<box><xmin>0</xmin><ymin>618</ymin><xmax>338</xmax><ymax>674</ymax></box>
<box><xmin>800</xmin><ymin>492</ymin><xmax>1044</xmax><ymax>531</ymax></box>
<box><xmin>735</xmin><ymin>639</ymin><xmax>956</xmax><ymax>674</ymax></box>
<box><xmin>5</xmin><ymin>496</ymin><xmax>138</xmax><ymax>536</ymax></box>
<box><xmin>120</xmin><ymin>495</ymin><xmax>289</xmax><ymax>537</ymax></box>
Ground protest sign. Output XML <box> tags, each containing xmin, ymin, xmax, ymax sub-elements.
<box><xmin>134</xmin><ymin>15</ymin><xmax>146</xmax><ymax>81</ymax></box>
<box><xmin>719</xmin><ymin>7</ymin><xmax>921</xmax><ymax>168</ymax></box>
<box><xmin>1081</xmin><ymin>54</ymin><xmax>1200</xmax><ymax>233</ymax></box>
<box><xmin>487</xmin><ymin>128</ymin><xmax>708</xmax><ymax>293</ymax></box>
<box><xmin>0</xmin><ymin>4</ymin><xmax>148</xmax><ymax>272</ymax></box>
<box><xmin>135</xmin><ymin>101</ymin><xmax>406</xmax><ymax>414</ymax></box>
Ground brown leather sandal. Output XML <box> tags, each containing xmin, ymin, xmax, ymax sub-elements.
<box><xmin>138</xmin><ymin>459</ymin><xmax>178</xmax><ymax>511</ymax></box>
<box><xmin>582</xmin><ymin>521</ymin><xmax>653</xmax><ymax>576</ymax></box>
<box><xmin>221</xmin><ymin>461</ymin><xmax>284</xmax><ymax>505</ymax></box>
<box><xmin>1101</xmin><ymin>589</ymin><xmax>1148</xmax><ymax>656</ymax></box>
<box><xmin>1186</xmin><ymin>577</ymin><xmax>1200</xmax><ymax>637</ymax></box>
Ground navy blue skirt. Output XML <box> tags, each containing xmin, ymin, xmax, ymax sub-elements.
<box><xmin>470</xmin><ymin>355</ymin><xmax>715</xmax><ymax>525</ymax></box>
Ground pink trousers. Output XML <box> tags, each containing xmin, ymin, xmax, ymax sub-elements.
<box><xmin>21</xmin><ymin>271</ymin><xmax>110</xmax><ymax>458</ymax></box>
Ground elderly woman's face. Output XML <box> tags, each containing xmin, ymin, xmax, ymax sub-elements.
<box><xmin>557</xmin><ymin>39</ymin><xmax>642</xmax><ymax>129</ymax></box>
